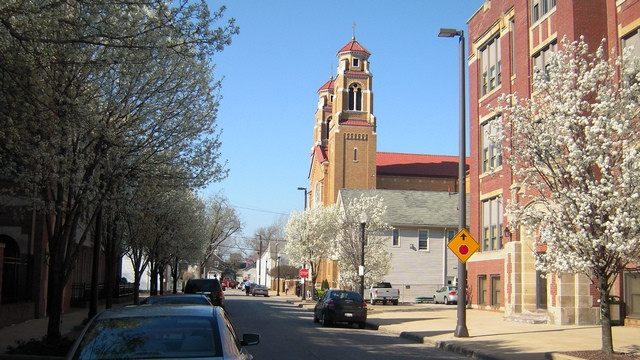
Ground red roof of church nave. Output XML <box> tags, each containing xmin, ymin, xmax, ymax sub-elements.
<box><xmin>376</xmin><ymin>152</ymin><xmax>468</xmax><ymax>178</ymax></box>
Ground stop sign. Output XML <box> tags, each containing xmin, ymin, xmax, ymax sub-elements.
<box><xmin>299</xmin><ymin>268</ymin><xmax>309</xmax><ymax>278</ymax></box>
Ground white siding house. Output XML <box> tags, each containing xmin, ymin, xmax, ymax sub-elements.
<box><xmin>337</xmin><ymin>189</ymin><xmax>469</xmax><ymax>302</ymax></box>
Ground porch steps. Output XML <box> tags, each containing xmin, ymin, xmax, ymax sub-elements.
<box><xmin>505</xmin><ymin>310</ymin><xmax>550</xmax><ymax>324</ymax></box>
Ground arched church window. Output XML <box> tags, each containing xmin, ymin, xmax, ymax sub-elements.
<box><xmin>348</xmin><ymin>84</ymin><xmax>362</xmax><ymax>111</ymax></box>
<box><xmin>325</xmin><ymin>117</ymin><xmax>331</xmax><ymax>139</ymax></box>
<box><xmin>353</xmin><ymin>147</ymin><xmax>358</xmax><ymax>162</ymax></box>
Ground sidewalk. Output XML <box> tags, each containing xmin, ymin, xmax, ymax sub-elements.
<box><xmin>0</xmin><ymin>302</ymin><xmax>131</xmax><ymax>358</ymax></box>
<box><xmin>292</xmin><ymin>299</ymin><xmax>640</xmax><ymax>360</ymax></box>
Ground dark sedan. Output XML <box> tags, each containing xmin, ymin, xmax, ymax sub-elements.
<box><xmin>313</xmin><ymin>290</ymin><xmax>367</xmax><ymax>329</ymax></box>
<box><xmin>141</xmin><ymin>294</ymin><xmax>213</xmax><ymax>306</ymax></box>
<box><xmin>66</xmin><ymin>305</ymin><xmax>259</xmax><ymax>359</ymax></box>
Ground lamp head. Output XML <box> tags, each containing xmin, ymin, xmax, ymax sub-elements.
<box><xmin>438</xmin><ymin>28</ymin><xmax>463</xmax><ymax>38</ymax></box>
<box><xmin>359</xmin><ymin>211</ymin><xmax>368</xmax><ymax>224</ymax></box>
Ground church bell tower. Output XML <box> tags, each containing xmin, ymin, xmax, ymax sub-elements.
<box><xmin>308</xmin><ymin>36</ymin><xmax>377</xmax><ymax>207</ymax></box>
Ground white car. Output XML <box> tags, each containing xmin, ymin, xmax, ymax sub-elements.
<box><xmin>434</xmin><ymin>286</ymin><xmax>467</xmax><ymax>305</ymax></box>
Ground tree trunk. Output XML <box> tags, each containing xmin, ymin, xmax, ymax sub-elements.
<box><xmin>172</xmin><ymin>257</ymin><xmax>179</xmax><ymax>294</ymax></box>
<box><xmin>599</xmin><ymin>278</ymin><xmax>614</xmax><ymax>354</ymax></box>
<box><xmin>46</xmin><ymin>256</ymin><xmax>65</xmax><ymax>340</ymax></box>
<box><xmin>89</xmin><ymin>207</ymin><xmax>102</xmax><ymax>319</ymax></box>
<box><xmin>133</xmin><ymin>267</ymin><xmax>141</xmax><ymax>305</ymax></box>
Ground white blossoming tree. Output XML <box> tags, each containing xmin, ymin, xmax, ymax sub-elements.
<box><xmin>498</xmin><ymin>37</ymin><xmax>640</xmax><ymax>355</ymax></box>
<box><xmin>284</xmin><ymin>204</ymin><xmax>339</xmax><ymax>290</ymax></box>
<box><xmin>335</xmin><ymin>194</ymin><xmax>392</xmax><ymax>293</ymax></box>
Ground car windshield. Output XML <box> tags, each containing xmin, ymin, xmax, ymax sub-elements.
<box><xmin>72</xmin><ymin>315</ymin><xmax>222</xmax><ymax>359</ymax></box>
<box><xmin>143</xmin><ymin>296</ymin><xmax>211</xmax><ymax>306</ymax></box>
<box><xmin>184</xmin><ymin>280</ymin><xmax>219</xmax><ymax>293</ymax></box>
<box><xmin>330</xmin><ymin>291</ymin><xmax>363</xmax><ymax>301</ymax></box>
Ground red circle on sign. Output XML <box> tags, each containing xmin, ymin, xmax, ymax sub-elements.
<box><xmin>299</xmin><ymin>269</ymin><xmax>309</xmax><ymax>278</ymax></box>
<box><xmin>459</xmin><ymin>244</ymin><xmax>469</xmax><ymax>255</ymax></box>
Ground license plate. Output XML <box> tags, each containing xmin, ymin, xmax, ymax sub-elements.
<box><xmin>345</xmin><ymin>313</ymin><xmax>353</xmax><ymax>317</ymax></box>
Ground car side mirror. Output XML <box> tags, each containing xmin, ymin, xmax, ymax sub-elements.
<box><xmin>241</xmin><ymin>333</ymin><xmax>260</xmax><ymax>346</ymax></box>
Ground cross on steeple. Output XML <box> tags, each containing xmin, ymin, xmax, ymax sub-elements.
<box><xmin>352</xmin><ymin>21</ymin><xmax>356</xmax><ymax>40</ymax></box>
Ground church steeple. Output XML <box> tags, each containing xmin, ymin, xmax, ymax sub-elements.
<box><xmin>308</xmin><ymin>36</ymin><xmax>377</xmax><ymax>207</ymax></box>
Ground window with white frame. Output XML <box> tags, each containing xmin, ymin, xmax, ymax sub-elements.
<box><xmin>392</xmin><ymin>229</ymin><xmax>399</xmax><ymax>247</ymax></box>
<box><xmin>532</xmin><ymin>41</ymin><xmax>557</xmax><ymax>79</ymax></box>
<box><xmin>623</xmin><ymin>28</ymin><xmax>640</xmax><ymax>82</ymax></box>
<box><xmin>480</xmin><ymin>35</ymin><xmax>501</xmax><ymax>96</ymax></box>
<box><xmin>418</xmin><ymin>230</ymin><xmax>429</xmax><ymax>250</ymax></box>
<box><xmin>352</xmin><ymin>58</ymin><xmax>359</xmax><ymax>68</ymax></box>
<box><xmin>532</xmin><ymin>0</ymin><xmax>556</xmax><ymax>23</ymax></box>
<box><xmin>481</xmin><ymin>116</ymin><xmax>503</xmax><ymax>173</ymax></box>
<box><xmin>482</xmin><ymin>196</ymin><xmax>503</xmax><ymax>251</ymax></box>
<box><xmin>447</xmin><ymin>230</ymin><xmax>455</xmax><ymax>243</ymax></box>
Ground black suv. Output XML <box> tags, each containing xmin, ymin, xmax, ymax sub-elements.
<box><xmin>184</xmin><ymin>278</ymin><xmax>225</xmax><ymax>308</ymax></box>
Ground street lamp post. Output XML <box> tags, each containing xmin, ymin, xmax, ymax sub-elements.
<box><xmin>257</xmin><ymin>234</ymin><xmax>262</xmax><ymax>286</ymax></box>
<box><xmin>359</xmin><ymin>212</ymin><xmax>368</xmax><ymax>298</ymax></box>
<box><xmin>276</xmin><ymin>241</ymin><xmax>280</xmax><ymax>296</ymax></box>
<box><xmin>438</xmin><ymin>27</ymin><xmax>468</xmax><ymax>338</ymax></box>
<box><xmin>297</xmin><ymin>187</ymin><xmax>308</xmax><ymax>210</ymax></box>
<box><xmin>297</xmin><ymin>187</ymin><xmax>308</xmax><ymax>301</ymax></box>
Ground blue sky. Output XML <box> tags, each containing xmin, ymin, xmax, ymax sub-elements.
<box><xmin>202</xmin><ymin>0</ymin><xmax>486</xmax><ymax>244</ymax></box>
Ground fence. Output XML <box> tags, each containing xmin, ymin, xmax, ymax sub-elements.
<box><xmin>70</xmin><ymin>282</ymin><xmax>134</xmax><ymax>307</ymax></box>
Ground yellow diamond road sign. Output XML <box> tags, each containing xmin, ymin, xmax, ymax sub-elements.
<box><xmin>447</xmin><ymin>228</ymin><xmax>479</xmax><ymax>263</ymax></box>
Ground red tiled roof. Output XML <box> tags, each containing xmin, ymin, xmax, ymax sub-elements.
<box><xmin>339</xmin><ymin>119</ymin><xmax>370</xmax><ymax>126</ymax></box>
<box><xmin>318</xmin><ymin>78</ymin><xmax>334</xmax><ymax>92</ymax></box>
<box><xmin>338</xmin><ymin>39</ymin><xmax>371</xmax><ymax>56</ymax></box>
<box><xmin>376</xmin><ymin>152</ymin><xmax>469</xmax><ymax>178</ymax></box>
<box><xmin>315</xmin><ymin>145</ymin><xmax>328</xmax><ymax>164</ymax></box>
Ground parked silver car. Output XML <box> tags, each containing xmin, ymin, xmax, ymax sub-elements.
<box><xmin>252</xmin><ymin>285</ymin><xmax>269</xmax><ymax>297</ymax></box>
<box><xmin>434</xmin><ymin>285</ymin><xmax>467</xmax><ymax>305</ymax></box>
<box><xmin>66</xmin><ymin>305</ymin><xmax>259</xmax><ymax>359</ymax></box>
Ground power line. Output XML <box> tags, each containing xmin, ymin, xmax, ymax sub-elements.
<box><xmin>231</xmin><ymin>204</ymin><xmax>290</xmax><ymax>216</ymax></box>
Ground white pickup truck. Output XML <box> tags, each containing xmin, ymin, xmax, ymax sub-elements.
<box><xmin>368</xmin><ymin>282</ymin><xmax>399</xmax><ymax>305</ymax></box>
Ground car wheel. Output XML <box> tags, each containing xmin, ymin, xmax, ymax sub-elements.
<box><xmin>444</xmin><ymin>297</ymin><xmax>450</xmax><ymax>305</ymax></box>
<box><xmin>313</xmin><ymin>313</ymin><xmax>320</xmax><ymax>323</ymax></box>
<box><xmin>252</xmin><ymin>293</ymin><xmax>255</xmax><ymax>296</ymax></box>
<box><xmin>358</xmin><ymin>321</ymin><xmax>366</xmax><ymax>329</ymax></box>
<box><xmin>321</xmin><ymin>312</ymin><xmax>331</xmax><ymax>327</ymax></box>
<box><xmin>392</xmin><ymin>300</ymin><xmax>398</xmax><ymax>305</ymax></box>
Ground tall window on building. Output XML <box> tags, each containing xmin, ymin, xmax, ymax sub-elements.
<box><xmin>348</xmin><ymin>84</ymin><xmax>362</xmax><ymax>111</ymax></box>
<box><xmin>418</xmin><ymin>230</ymin><xmax>429</xmax><ymax>250</ymax></box>
<box><xmin>480</xmin><ymin>35</ymin><xmax>501</xmax><ymax>96</ymax></box>
<box><xmin>353</xmin><ymin>147</ymin><xmax>358</xmax><ymax>162</ymax></box>
<box><xmin>478</xmin><ymin>275</ymin><xmax>487</xmax><ymax>305</ymax></box>
<box><xmin>392</xmin><ymin>229</ymin><xmax>399</xmax><ymax>247</ymax></box>
<box><xmin>482</xmin><ymin>196</ymin><xmax>503</xmax><ymax>251</ymax></box>
<box><xmin>623</xmin><ymin>28</ymin><xmax>640</xmax><ymax>82</ymax></box>
<box><xmin>532</xmin><ymin>42</ymin><xmax>557</xmax><ymax>79</ymax></box>
<box><xmin>482</xmin><ymin>116</ymin><xmax>502</xmax><ymax>173</ymax></box>
<box><xmin>532</xmin><ymin>0</ymin><xmax>556</xmax><ymax>22</ymax></box>
<box><xmin>509</xmin><ymin>18</ymin><xmax>516</xmax><ymax>76</ymax></box>
<box><xmin>491</xmin><ymin>275</ymin><xmax>501</xmax><ymax>307</ymax></box>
